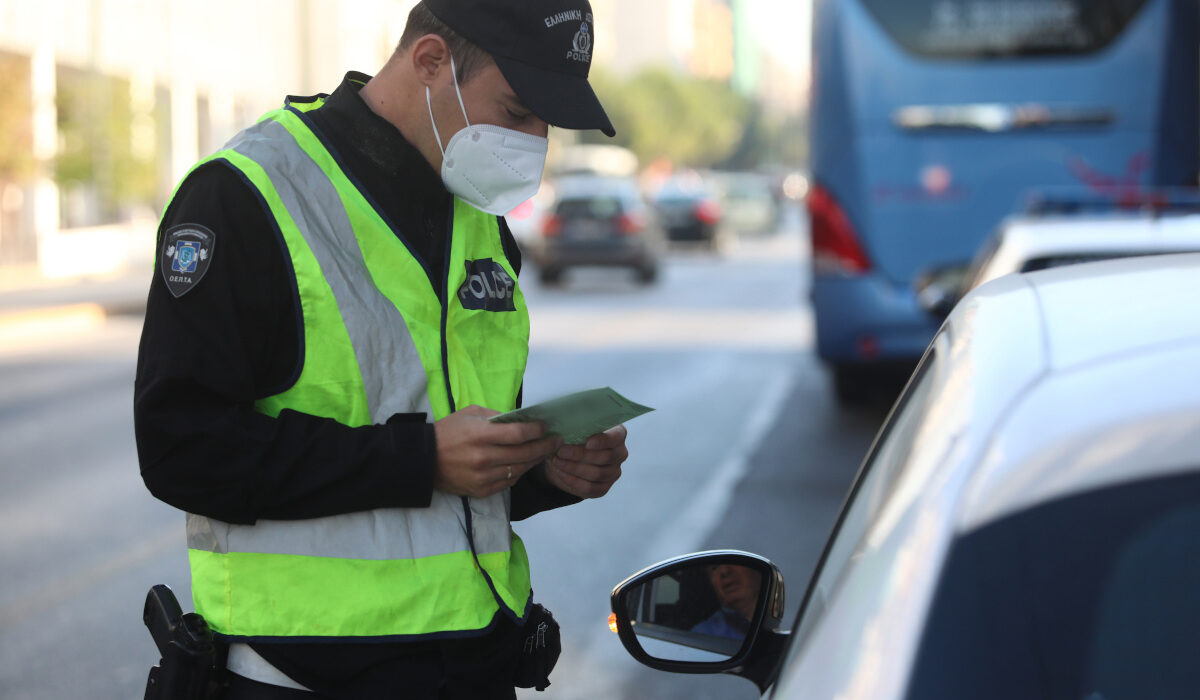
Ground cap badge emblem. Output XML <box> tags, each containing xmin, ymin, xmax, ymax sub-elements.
<box><xmin>568</xmin><ymin>22</ymin><xmax>592</xmax><ymax>63</ymax></box>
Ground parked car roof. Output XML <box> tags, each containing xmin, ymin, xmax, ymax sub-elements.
<box><xmin>962</xmin><ymin>211</ymin><xmax>1200</xmax><ymax>295</ymax></box>
<box><xmin>774</xmin><ymin>253</ymin><xmax>1200</xmax><ymax>699</ymax></box>
<box><xmin>959</xmin><ymin>252</ymin><xmax>1200</xmax><ymax>529</ymax></box>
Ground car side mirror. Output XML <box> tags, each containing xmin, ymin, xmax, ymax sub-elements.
<box><xmin>914</xmin><ymin>262</ymin><xmax>969</xmax><ymax>319</ymax></box>
<box><xmin>610</xmin><ymin>550</ymin><xmax>788</xmax><ymax>692</ymax></box>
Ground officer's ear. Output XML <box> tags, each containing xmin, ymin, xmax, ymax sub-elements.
<box><xmin>410</xmin><ymin>34</ymin><xmax>452</xmax><ymax>87</ymax></box>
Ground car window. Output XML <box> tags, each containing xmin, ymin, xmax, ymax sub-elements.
<box><xmin>1019</xmin><ymin>250</ymin><xmax>1185</xmax><ymax>273</ymax></box>
<box><xmin>786</xmin><ymin>345</ymin><xmax>941</xmax><ymax>651</ymax></box>
<box><xmin>905</xmin><ymin>470</ymin><xmax>1200</xmax><ymax>699</ymax></box>
<box><xmin>960</xmin><ymin>232</ymin><xmax>1003</xmax><ymax>294</ymax></box>
<box><xmin>860</xmin><ymin>0</ymin><xmax>1148</xmax><ymax>59</ymax></box>
<box><xmin>556</xmin><ymin>196</ymin><xmax>624</xmax><ymax>219</ymax></box>
<box><xmin>653</xmin><ymin>180</ymin><xmax>711</xmax><ymax>203</ymax></box>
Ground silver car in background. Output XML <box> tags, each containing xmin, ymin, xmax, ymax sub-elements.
<box><xmin>610</xmin><ymin>253</ymin><xmax>1200</xmax><ymax>699</ymax></box>
<box><xmin>917</xmin><ymin>193</ymin><xmax>1200</xmax><ymax>318</ymax></box>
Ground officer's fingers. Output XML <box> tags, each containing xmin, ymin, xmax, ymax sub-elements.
<box><xmin>550</xmin><ymin>457</ymin><xmax>619</xmax><ymax>485</ymax></box>
<box><xmin>546</xmin><ymin>461</ymin><xmax>620</xmax><ymax>499</ymax></box>
<box><xmin>556</xmin><ymin>446</ymin><xmax>613</xmax><ymax>467</ymax></box>
<box><xmin>556</xmin><ymin>441</ymin><xmax>628</xmax><ymax>467</ymax></box>
<box><xmin>462</xmin><ymin>460</ymin><xmax>536</xmax><ymax>499</ymax></box>
<box><xmin>491</xmin><ymin>459</ymin><xmax>538</xmax><ymax>486</ymax></box>
<box><xmin>483</xmin><ymin>419</ymin><xmax>550</xmax><ymax>446</ymax></box>
<box><xmin>448</xmin><ymin>436</ymin><xmax>556</xmax><ymax>482</ymax></box>
<box><xmin>433</xmin><ymin>458</ymin><xmax>489</xmax><ymax>497</ymax></box>
<box><xmin>551</xmin><ymin>426</ymin><xmax>628</xmax><ymax>465</ymax></box>
<box><xmin>490</xmin><ymin>435</ymin><xmax>561</xmax><ymax>466</ymax></box>
<box><xmin>435</xmin><ymin>409</ymin><xmax>503</xmax><ymax>465</ymax></box>
<box><xmin>584</xmin><ymin>424</ymin><xmax>627</xmax><ymax>450</ymax></box>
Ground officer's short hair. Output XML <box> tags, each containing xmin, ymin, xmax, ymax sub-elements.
<box><xmin>397</xmin><ymin>3</ymin><xmax>491</xmax><ymax>84</ymax></box>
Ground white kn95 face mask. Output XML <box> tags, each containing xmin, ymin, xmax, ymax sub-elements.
<box><xmin>426</xmin><ymin>55</ymin><xmax>549</xmax><ymax>215</ymax></box>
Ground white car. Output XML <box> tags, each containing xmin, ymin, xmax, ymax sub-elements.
<box><xmin>917</xmin><ymin>205</ymin><xmax>1200</xmax><ymax>318</ymax></box>
<box><xmin>610</xmin><ymin>253</ymin><xmax>1200</xmax><ymax>699</ymax></box>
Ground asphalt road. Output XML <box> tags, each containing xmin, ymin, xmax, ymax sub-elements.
<box><xmin>0</xmin><ymin>210</ymin><xmax>892</xmax><ymax>699</ymax></box>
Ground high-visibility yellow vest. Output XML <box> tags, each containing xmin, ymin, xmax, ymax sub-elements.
<box><xmin>179</xmin><ymin>95</ymin><xmax>532</xmax><ymax>640</ymax></box>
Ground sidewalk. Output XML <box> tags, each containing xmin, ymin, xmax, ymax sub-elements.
<box><xmin>0</xmin><ymin>264</ymin><xmax>152</xmax><ymax>344</ymax></box>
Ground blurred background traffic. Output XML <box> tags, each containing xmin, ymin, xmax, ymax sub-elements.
<box><xmin>1</xmin><ymin>0</ymin><xmax>1197</xmax><ymax>698</ymax></box>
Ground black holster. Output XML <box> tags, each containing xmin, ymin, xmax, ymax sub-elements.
<box><xmin>143</xmin><ymin>584</ymin><xmax>228</xmax><ymax>700</ymax></box>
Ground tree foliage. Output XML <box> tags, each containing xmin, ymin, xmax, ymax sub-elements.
<box><xmin>579</xmin><ymin>67</ymin><xmax>808</xmax><ymax>171</ymax></box>
<box><xmin>55</xmin><ymin>66</ymin><xmax>156</xmax><ymax>223</ymax></box>
<box><xmin>581</xmin><ymin>68</ymin><xmax>754</xmax><ymax>169</ymax></box>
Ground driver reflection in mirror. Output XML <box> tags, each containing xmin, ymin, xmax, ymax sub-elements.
<box><xmin>690</xmin><ymin>564</ymin><xmax>761</xmax><ymax>639</ymax></box>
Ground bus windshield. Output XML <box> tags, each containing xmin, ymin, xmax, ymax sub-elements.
<box><xmin>860</xmin><ymin>0</ymin><xmax>1149</xmax><ymax>59</ymax></box>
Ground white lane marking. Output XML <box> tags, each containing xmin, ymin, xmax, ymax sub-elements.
<box><xmin>640</xmin><ymin>367</ymin><xmax>797</xmax><ymax>565</ymax></box>
<box><xmin>530</xmin><ymin>309</ymin><xmax>813</xmax><ymax>351</ymax></box>
<box><xmin>556</xmin><ymin>368</ymin><xmax>798</xmax><ymax>699</ymax></box>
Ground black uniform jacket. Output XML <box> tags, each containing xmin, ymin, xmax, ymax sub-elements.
<box><xmin>134</xmin><ymin>73</ymin><xmax>577</xmax><ymax>696</ymax></box>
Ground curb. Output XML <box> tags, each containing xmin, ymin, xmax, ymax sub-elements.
<box><xmin>0</xmin><ymin>303</ymin><xmax>109</xmax><ymax>347</ymax></box>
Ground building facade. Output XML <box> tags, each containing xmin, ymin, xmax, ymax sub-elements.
<box><xmin>0</xmin><ymin>0</ymin><xmax>807</xmax><ymax>274</ymax></box>
<box><xmin>0</xmin><ymin>0</ymin><xmax>415</xmax><ymax>273</ymax></box>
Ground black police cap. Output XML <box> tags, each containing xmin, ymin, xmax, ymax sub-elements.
<box><xmin>421</xmin><ymin>0</ymin><xmax>615</xmax><ymax>137</ymax></box>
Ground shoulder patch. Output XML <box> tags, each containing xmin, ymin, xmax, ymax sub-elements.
<box><xmin>161</xmin><ymin>224</ymin><xmax>216</xmax><ymax>298</ymax></box>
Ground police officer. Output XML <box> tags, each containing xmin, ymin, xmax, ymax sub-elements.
<box><xmin>134</xmin><ymin>1</ymin><xmax>626</xmax><ymax>698</ymax></box>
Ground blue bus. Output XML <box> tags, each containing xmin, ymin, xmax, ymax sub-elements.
<box><xmin>807</xmin><ymin>0</ymin><xmax>1198</xmax><ymax>403</ymax></box>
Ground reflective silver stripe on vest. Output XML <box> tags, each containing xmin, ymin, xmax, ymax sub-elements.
<box><xmin>228</xmin><ymin>119</ymin><xmax>430</xmax><ymax>424</ymax></box>
<box><xmin>187</xmin><ymin>491</ymin><xmax>512</xmax><ymax>559</ymax></box>
<box><xmin>186</xmin><ymin>116</ymin><xmax>512</xmax><ymax>561</ymax></box>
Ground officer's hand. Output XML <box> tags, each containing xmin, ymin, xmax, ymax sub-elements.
<box><xmin>433</xmin><ymin>405</ymin><xmax>563</xmax><ymax>499</ymax></box>
<box><xmin>544</xmin><ymin>424</ymin><xmax>628</xmax><ymax>499</ymax></box>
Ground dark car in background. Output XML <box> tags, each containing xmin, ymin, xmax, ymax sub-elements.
<box><xmin>649</xmin><ymin>176</ymin><xmax>724</xmax><ymax>249</ymax></box>
<box><xmin>533</xmin><ymin>175</ymin><xmax>664</xmax><ymax>286</ymax></box>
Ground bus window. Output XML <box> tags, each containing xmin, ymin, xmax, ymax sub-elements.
<box><xmin>860</xmin><ymin>0</ymin><xmax>1150</xmax><ymax>59</ymax></box>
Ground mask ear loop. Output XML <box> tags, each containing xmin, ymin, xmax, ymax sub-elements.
<box><xmin>448</xmin><ymin>55</ymin><xmax>471</xmax><ymax>128</ymax></box>
<box><xmin>425</xmin><ymin>54</ymin><xmax>471</xmax><ymax>159</ymax></box>
<box><xmin>425</xmin><ymin>84</ymin><xmax>446</xmax><ymax>158</ymax></box>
